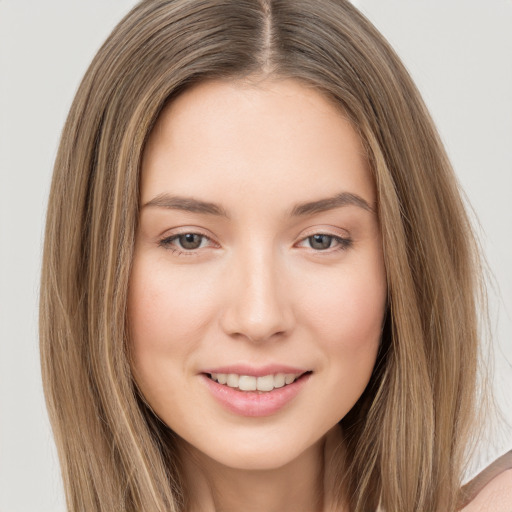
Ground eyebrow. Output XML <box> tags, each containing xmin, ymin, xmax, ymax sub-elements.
<box><xmin>142</xmin><ymin>191</ymin><xmax>375</xmax><ymax>217</ymax></box>
<box><xmin>142</xmin><ymin>193</ymin><xmax>230</xmax><ymax>217</ymax></box>
<box><xmin>290</xmin><ymin>192</ymin><xmax>375</xmax><ymax>216</ymax></box>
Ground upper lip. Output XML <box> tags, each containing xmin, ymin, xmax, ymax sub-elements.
<box><xmin>201</xmin><ymin>364</ymin><xmax>310</xmax><ymax>377</ymax></box>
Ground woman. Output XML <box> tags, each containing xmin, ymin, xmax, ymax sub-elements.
<box><xmin>39</xmin><ymin>0</ymin><xmax>512</xmax><ymax>510</ymax></box>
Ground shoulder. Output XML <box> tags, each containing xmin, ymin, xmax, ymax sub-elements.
<box><xmin>461</xmin><ymin>469</ymin><xmax>512</xmax><ymax>512</ymax></box>
<box><xmin>460</xmin><ymin>451</ymin><xmax>512</xmax><ymax>512</ymax></box>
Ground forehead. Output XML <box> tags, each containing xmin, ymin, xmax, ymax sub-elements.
<box><xmin>141</xmin><ymin>78</ymin><xmax>375</xmax><ymax>210</ymax></box>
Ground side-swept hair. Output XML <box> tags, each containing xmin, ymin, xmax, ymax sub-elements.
<box><xmin>40</xmin><ymin>1</ymin><xmax>484</xmax><ymax>510</ymax></box>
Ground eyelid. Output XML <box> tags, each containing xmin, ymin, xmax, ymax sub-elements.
<box><xmin>297</xmin><ymin>225</ymin><xmax>350</xmax><ymax>239</ymax></box>
<box><xmin>158</xmin><ymin>227</ymin><xmax>219</xmax><ymax>254</ymax></box>
<box><xmin>294</xmin><ymin>226</ymin><xmax>353</xmax><ymax>252</ymax></box>
<box><xmin>297</xmin><ymin>224</ymin><xmax>352</xmax><ymax>242</ymax></box>
<box><xmin>157</xmin><ymin>225</ymin><xmax>352</xmax><ymax>254</ymax></box>
<box><xmin>295</xmin><ymin>235</ymin><xmax>352</xmax><ymax>252</ymax></box>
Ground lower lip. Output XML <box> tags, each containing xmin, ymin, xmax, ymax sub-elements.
<box><xmin>201</xmin><ymin>373</ymin><xmax>311</xmax><ymax>417</ymax></box>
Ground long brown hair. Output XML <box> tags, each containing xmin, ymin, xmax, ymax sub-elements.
<box><xmin>40</xmin><ymin>1</ymin><xmax>484</xmax><ymax>510</ymax></box>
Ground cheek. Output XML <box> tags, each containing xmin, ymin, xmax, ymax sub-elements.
<box><xmin>303</xmin><ymin>259</ymin><xmax>387</xmax><ymax>352</ymax></box>
<box><xmin>127</xmin><ymin>256</ymin><xmax>216</xmax><ymax>399</ymax></box>
<box><xmin>128</xmin><ymin>257</ymin><xmax>215</xmax><ymax>349</ymax></box>
<box><xmin>298</xmin><ymin>251</ymin><xmax>386</xmax><ymax>413</ymax></box>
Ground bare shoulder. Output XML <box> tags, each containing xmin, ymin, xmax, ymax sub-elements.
<box><xmin>461</xmin><ymin>451</ymin><xmax>512</xmax><ymax>512</ymax></box>
<box><xmin>461</xmin><ymin>469</ymin><xmax>512</xmax><ymax>511</ymax></box>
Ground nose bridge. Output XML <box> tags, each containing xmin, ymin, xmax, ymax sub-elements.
<box><xmin>220</xmin><ymin>239</ymin><xmax>293</xmax><ymax>342</ymax></box>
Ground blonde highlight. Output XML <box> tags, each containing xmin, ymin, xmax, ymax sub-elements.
<box><xmin>40</xmin><ymin>1</ymin><xmax>485</xmax><ymax>510</ymax></box>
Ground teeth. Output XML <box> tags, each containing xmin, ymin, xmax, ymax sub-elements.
<box><xmin>210</xmin><ymin>372</ymin><xmax>303</xmax><ymax>392</ymax></box>
<box><xmin>285</xmin><ymin>374</ymin><xmax>295</xmax><ymax>385</ymax></box>
<box><xmin>238</xmin><ymin>375</ymin><xmax>257</xmax><ymax>391</ymax></box>
<box><xmin>274</xmin><ymin>373</ymin><xmax>285</xmax><ymax>388</ymax></box>
<box><xmin>226</xmin><ymin>374</ymin><xmax>239</xmax><ymax>388</ymax></box>
<box><xmin>256</xmin><ymin>374</ymin><xmax>274</xmax><ymax>392</ymax></box>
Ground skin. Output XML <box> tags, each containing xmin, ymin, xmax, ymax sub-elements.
<box><xmin>463</xmin><ymin>470</ymin><xmax>512</xmax><ymax>512</ymax></box>
<box><xmin>128</xmin><ymin>77</ymin><xmax>387</xmax><ymax>512</ymax></box>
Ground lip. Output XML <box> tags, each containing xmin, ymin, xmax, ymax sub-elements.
<box><xmin>200</xmin><ymin>370</ymin><xmax>312</xmax><ymax>417</ymax></box>
<box><xmin>201</xmin><ymin>364</ymin><xmax>309</xmax><ymax>377</ymax></box>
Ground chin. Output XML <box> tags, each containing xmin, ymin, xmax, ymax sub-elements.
<box><xmin>180</xmin><ymin>429</ymin><xmax>325</xmax><ymax>472</ymax></box>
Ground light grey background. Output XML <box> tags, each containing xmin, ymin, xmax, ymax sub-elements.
<box><xmin>0</xmin><ymin>1</ymin><xmax>510</xmax><ymax>510</ymax></box>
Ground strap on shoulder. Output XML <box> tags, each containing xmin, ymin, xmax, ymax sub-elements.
<box><xmin>459</xmin><ymin>450</ymin><xmax>512</xmax><ymax>509</ymax></box>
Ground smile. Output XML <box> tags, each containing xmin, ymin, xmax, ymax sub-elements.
<box><xmin>202</xmin><ymin>370</ymin><xmax>312</xmax><ymax>417</ymax></box>
<box><xmin>208</xmin><ymin>372</ymin><xmax>304</xmax><ymax>392</ymax></box>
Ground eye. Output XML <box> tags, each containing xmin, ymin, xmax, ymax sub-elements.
<box><xmin>309</xmin><ymin>234</ymin><xmax>335</xmax><ymax>250</ymax></box>
<box><xmin>297</xmin><ymin>233</ymin><xmax>352</xmax><ymax>252</ymax></box>
<box><xmin>175</xmin><ymin>233</ymin><xmax>204</xmax><ymax>250</ymax></box>
<box><xmin>159</xmin><ymin>232</ymin><xmax>212</xmax><ymax>253</ymax></box>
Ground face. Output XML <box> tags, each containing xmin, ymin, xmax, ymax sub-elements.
<box><xmin>128</xmin><ymin>78</ymin><xmax>387</xmax><ymax>471</ymax></box>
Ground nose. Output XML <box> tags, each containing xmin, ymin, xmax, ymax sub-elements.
<box><xmin>219</xmin><ymin>246</ymin><xmax>295</xmax><ymax>343</ymax></box>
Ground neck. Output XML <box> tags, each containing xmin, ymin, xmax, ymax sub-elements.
<box><xmin>179</xmin><ymin>426</ymin><xmax>346</xmax><ymax>512</ymax></box>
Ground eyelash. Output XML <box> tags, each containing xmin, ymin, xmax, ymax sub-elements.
<box><xmin>158</xmin><ymin>231</ymin><xmax>352</xmax><ymax>255</ymax></box>
<box><xmin>158</xmin><ymin>232</ymin><xmax>215</xmax><ymax>255</ymax></box>
<box><xmin>297</xmin><ymin>233</ymin><xmax>352</xmax><ymax>252</ymax></box>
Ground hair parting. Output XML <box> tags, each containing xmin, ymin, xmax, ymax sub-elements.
<box><xmin>40</xmin><ymin>1</ymin><xmax>486</xmax><ymax>510</ymax></box>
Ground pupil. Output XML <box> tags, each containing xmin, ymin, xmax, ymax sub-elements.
<box><xmin>180</xmin><ymin>234</ymin><xmax>202</xmax><ymax>249</ymax></box>
<box><xmin>310</xmin><ymin>234</ymin><xmax>332</xmax><ymax>250</ymax></box>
